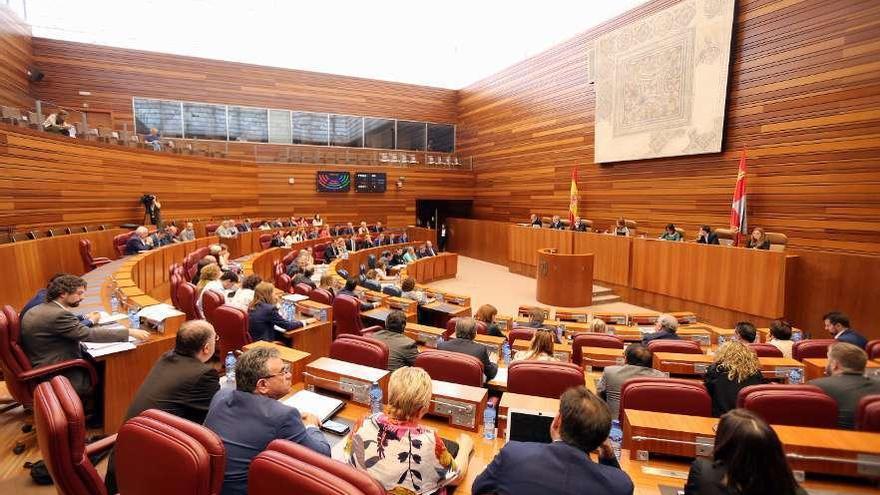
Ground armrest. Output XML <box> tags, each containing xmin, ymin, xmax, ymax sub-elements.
<box><xmin>85</xmin><ymin>434</ymin><xmax>117</xmax><ymax>456</ymax></box>
<box><xmin>19</xmin><ymin>359</ymin><xmax>98</xmax><ymax>393</ymax></box>
<box><xmin>93</xmin><ymin>257</ymin><xmax>112</xmax><ymax>264</ymax></box>
<box><xmin>360</xmin><ymin>325</ymin><xmax>382</xmax><ymax>336</ymax></box>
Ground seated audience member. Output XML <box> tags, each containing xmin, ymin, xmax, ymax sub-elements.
<box><xmin>228</xmin><ymin>274</ymin><xmax>261</xmax><ymax>311</ymax></box>
<box><xmin>659</xmin><ymin>223</ymin><xmax>683</xmax><ymax>241</ymax></box>
<box><xmin>390</xmin><ymin>248</ymin><xmax>406</xmax><ymax>266</ymax></box>
<box><xmin>704</xmin><ymin>341</ymin><xmax>764</xmax><ymax>417</ymax></box>
<box><xmin>237</xmin><ymin>218</ymin><xmax>253</xmax><ymax>232</ymax></box>
<box><xmin>216</xmin><ymin>220</ymin><xmax>239</xmax><ymax>239</ymax></box>
<box><xmin>400</xmin><ymin>277</ymin><xmax>429</xmax><ymax>305</ymax></box>
<box><xmin>733</xmin><ymin>321</ymin><xmax>757</xmax><ymax>343</ymax></box>
<box><xmin>375</xmin><ymin>232</ymin><xmax>388</xmax><ymax>245</ymax></box>
<box><xmin>124</xmin><ymin>226</ymin><xmax>154</xmax><ymax>255</ymax></box>
<box><xmin>338</xmin><ymin>277</ymin><xmax>380</xmax><ymax>311</ymax></box>
<box><xmin>357</xmin><ymin>221</ymin><xmax>370</xmax><ymax>236</ymax></box>
<box><xmin>512</xmin><ymin>328</ymin><xmax>559</xmax><ymax>363</ymax></box>
<box><xmin>810</xmin><ymin>342</ymin><xmax>880</xmax><ymax>429</ymax></box>
<box><xmin>270</xmin><ymin>218</ymin><xmax>284</xmax><ymax>228</ymax></box>
<box><xmin>104</xmin><ymin>320</ymin><xmax>220</xmax><ymax>493</ymax></box>
<box><xmin>344</xmin><ymin>235</ymin><xmax>359</xmax><ymax>252</ymax></box>
<box><xmin>218</xmin><ymin>244</ymin><xmax>232</xmax><ymax>269</ymax></box>
<box><xmin>318</xmin><ymin>274</ymin><xmax>339</xmax><ymax>297</ymax></box>
<box><xmin>613</xmin><ymin>218</ymin><xmax>630</xmax><ymax>237</ymax></box>
<box><xmin>21</xmin><ymin>275</ymin><xmax>149</xmax><ymax>398</ymax></box>
<box><xmin>346</xmin><ymin>367</ymin><xmax>472</xmax><ymax>493</ymax></box>
<box><xmin>319</xmin><ymin>225</ymin><xmax>331</xmax><ymax>238</ymax></box>
<box><xmin>746</xmin><ymin>227</ymin><xmax>770</xmax><ymax>250</ymax></box>
<box><xmin>205</xmin><ymin>346</ymin><xmax>330</xmax><ymax>495</ymax></box>
<box><xmin>596</xmin><ymin>343</ymin><xmax>666</xmax><ymax>419</ymax></box>
<box><xmin>177</xmin><ymin>222</ymin><xmax>197</xmax><ymax>241</ymax></box>
<box><xmin>269</xmin><ymin>231</ymin><xmax>284</xmax><ymax>248</ymax></box>
<box><xmin>824</xmin><ymin>311</ymin><xmax>868</xmax><ymax>349</ymax></box>
<box><xmin>360</xmin><ymin>233</ymin><xmax>375</xmax><ymax>250</ymax></box>
<box><xmin>475</xmin><ymin>304</ymin><xmax>505</xmax><ymax>338</ymax></box>
<box><xmin>247</xmin><ymin>282</ymin><xmax>309</xmax><ymax>342</ymax></box>
<box><xmin>397</xmin><ymin>231</ymin><xmax>409</xmax><ymax>243</ymax></box>
<box><xmin>549</xmin><ymin>215</ymin><xmax>565</xmax><ymax>229</ymax></box>
<box><xmin>696</xmin><ymin>224</ymin><xmax>719</xmax><ymax>245</ymax></box>
<box><xmin>285</xmin><ymin>260</ymin><xmax>301</xmax><ymax>278</ymax></box>
<box><xmin>767</xmin><ymin>319</ymin><xmax>794</xmax><ymax>359</ymax></box>
<box><xmin>42</xmin><ymin>109</ymin><xmax>73</xmax><ymax>135</ymax></box>
<box><xmin>374</xmin><ymin>260</ymin><xmax>397</xmax><ymax>281</ymax></box>
<box><xmin>571</xmin><ymin>216</ymin><xmax>589</xmax><ymax>231</ymax></box>
<box><xmin>421</xmin><ymin>241</ymin><xmax>438</xmax><ymax>257</ymax></box>
<box><xmin>522</xmin><ymin>306</ymin><xmax>548</xmax><ymax>329</ymax></box>
<box><xmin>437</xmin><ymin>317</ymin><xmax>498</xmax><ymax>382</ymax></box>
<box><xmin>143</xmin><ymin>127</ymin><xmax>162</xmax><ymax>150</ymax></box>
<box><xmin>195</xmin><ymin>264</ymin><xmax>223</xmax><ymax>315</ymax></box>
<box><xmin>362</xmin><ymin>269</ymin><xmax>382</xmax><ymax>292</ymax></box>
<box><xmin>150</xmin><ymin>225</ymin><xmax>178</xmax><ymax>246</ymax></box>
<box><xmin>370</xmin><ymin>310</ymin><xmax>418</xmax><ymax>371</ymax></box>
<box><xmin>684</xmin><ymin>409</ymin><xmax>807</xmax><ymax>495</ymax></box>
<box><xmin>590</xmin><ymin>318</ymin><xmax>609</xmax><ymax>334</ymax></box>
<box><xmin>374</xmin><ymin>221</ymin><xmax>384</xmax><ymax>233</ymax></box>
<box><xmin>21</xmin><ymin>273</ymin><xmax>97</xmax><ymax>327</ymax></box>
<box><xmin>529</xmin><ymin>214</ymin><xmax>543</xmax><ymax>228</ymax></box>
<box><xmin>258</xmin><ymin>221</ymin><xmax>271</xmax><ymax>231</ymax></box>
<box><xmin>292</xmin><ymin>266</ymin><xmax>317</xmax><ymax>289</ymax></box>
<box><xmin>342</xmin><ymin>221</ymin><xmax>355</xmax><ymax>235</ymax></box>
<box><xmin>191</xmin><ymin>256</ymin><xmax>216</xmax><ymax>285</ymax></box>
<box><xmin>311</xmin><ymin>214</ymin><xmax>323</xmax><ymax>227</ymax></box>
<box><xmin>641</xmin><ymin>313</ymin><xmax>681</xmax><ymax>343</ymax></box>
<box><xmin>473</xmin><ymin>386</ymin><xmax>633</xmax><ymax>495</ymax></box>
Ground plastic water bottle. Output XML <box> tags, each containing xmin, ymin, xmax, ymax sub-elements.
<box><xmin>110</xmin><ymin>292</ymin><xmax>120</xmax><ymax>314</ymax></box>
<box><xmin>791</xmin><ymin>331</ymin><xmax>803</xmax><ymax>342</ymax></box>
<box><xmin>789</xmin><ymin>368</ymin><xmax>803</xmax><ymax>384</ymax></box>
<box><xmin>369</xmin><ymin>382</ymin><xmax>383</xmax><ymax>415</ymax></box>
<box><xmin>556</xmin><ymin>323</ymin><xmax>565</xmax><ymax>342</ymax></box>
<box><xmin>225</xmin><ymin>352</ymin><xmax>236</xmax><ymax>383</ymax></box>
<box><xmin>501</xmin><ymin>341</ymin><xmax>511</xmax><ymax>365</ymax></box>
<box><xmin>717</xmin><ymin>335</ymin><xmax>726</xmax><ymax>346</ymax></box>
<box><xmin>127</xmin><ymin>306</ymin><xmax>140</xmax><ymax>329</ymax></box>
<box><xmin>483</xmin><ymin>403</ymin><xmax>497</xmax><ymax>440</ymax></box>
<box><xmin>609</xmin><ymin>419</ymin><xmax>623</xmax><ymax>460</ymax></box>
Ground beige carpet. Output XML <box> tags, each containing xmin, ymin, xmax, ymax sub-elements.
<box><xmin>426</xmin><ymin>256</ymin><xmax>657</xmax><ymax>317</ymax></box>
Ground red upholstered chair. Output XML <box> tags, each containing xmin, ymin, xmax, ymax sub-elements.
<box><xmin>259</xmin><ymin>234</ymin><xmax>272</xmax><ymax>250</ymax></box>
<box><xmin>313</xmin><ymin>243</ymin><xmax>328</xmax><ymax>263</ymax></box>
<box><xmin>78</xmin><ymin>239</ymin><xmax>111</xmax><ymax>272</ymax></box>
<box><xmin>443</xmin><ymin>317</ymin><xmax>488</xmax><ymax>339</ymax></box>
<box><xmin>646</xmin><ymin>339</ymin><xmax>703</xmax><ymax>354</ymax></box>
<box><xmin>507</xmin><ymin>361</ymin><xmax>585</xmax><ymax>399</ymax></box>
<box><xmin>856</xmin><ymin>395</ymin><xmax>880</xmax><ymax>432</ymax></box>
<box><xmin>748</xmin><ymin>343</ymin><xmax>784</xmax><ymax>358</ymax></box>
<box><xmin>276</xmin><ymin>274</ymin><xmax>293</xmax><ymax>294</ymax></box>
<box><xmin>735</xmin><ymin>384</ymin><xmax>824</xmax><ymax>408</ymax></box>
<box><xmin>113</xmin><ymin>231</ymin><xmax>134</xmax><ymax>257</ymax></box>
<box><xmin>310</xmin><ymin>288</ymin><xmax>333</xmax><ymax>305</ymax></box>
<box><xmin>332</xmin><ymin>294</ymin><xmax>379</xmax><ymax>339</ymax></box>
<box><xmin>0</xmin><ymin>306</ymin><xmax>97</xmax><ymax>454</ymax></box>
<box><xmin>866</xmin><ymin>340</ymin><xmax>880</xmax><ymax>360</ymax></box>
<box><xmin>792</xmin><ymin>339</ymin><xmax>836</xmax><ymax>361</ymax></box>
<box><xmin>282</xmin><ymin>251</ymin><xmax>297</xmax><ymax>266</ymax></box>
<box><xmin>294</xmin><ymin>283</ymin><xmax>313</xmax><ymax>297</ymax></box>
<box><xmin>201</xmin><ymin>290</ymin><xmax>224</xmax><ymax>322</ymax></box>
<box><xmin>176</xmin><ymin>282</ymin><xmax>200</xmax><ymax>320</ymax></box>
<box><xmin>740</xmin><ymin>385</ymin><xmax>838</xmax><ymax>428</ymax></box>
<box><xmin>572</xmin><ymin>333</ymin><xmax>624</xmax><ymax>366</ymax></box>
<box><xmin>205</xmin><ymin>223</ymin><xmax>219</xmax><ymax>235</ymax></box>
<box><xmin>170</xmin><ymin>273</ymin><xmax>182</xmax><ymax>309</ymax></box>
<box><xmin>415</xmin><ymin>350</ymin><xmax>483</xmax><ymax>387</ymax></box>
<box><xmin>619</xmin><ymin>378</ymin><xmax>712</xmax><ymax>422</ymax></box>
<box><xmin>116</xmin><ymin>409</ymin><xmax>226</xmax><ymax>495</ymax></box>
<box><xmin>507</xmin><ymin>326</ymin><xmax>536</xmax><ymax>347</ymax></box>
<box><xmin>33</xmin><ymin>376</ymin><xmax>117</xmax><ymax>495</ymax></box>
<box><xmin>330</xmin><ymin>335</ymin><xmax>389</xmax><ymax>369</ymax></box>
<box><xmin>211</xmin><ymin>306</ymin><xmax>251</xmax><ymax>359</ymax></box>
<box><xmin>249</xmin><ymin>439</ymin><xmax>384</xmax><ymax>495</ymax></box>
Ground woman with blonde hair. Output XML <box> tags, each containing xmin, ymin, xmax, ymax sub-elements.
<box><xmin>589</xmin><ymin>318</ymin><xmax>608</xmax><ymax>334</ymax></box>
<box><xmin>746</xmin><ymin>227</ymin><xmax>770</xmax><ymax>250</ymax></box>
<box><xmin>247</xmin><ymin>281</ymin><xmax>306</xmax><ymax>342</ymax></box>
<box><xmin>346</xmin><ymin>367</ymin><xmax>473</xmax><ymax>493</ymax></box>
<box><xmin>512</xmin><ymin>328</ymin><xmax>559</xmax><ymax>362</ymax></box>
<box><xmin>475</xmin><ymin>304</ymin><xmax>505</xmax><ymax>337</ymax></box>
<box><xmin>704</xmin><ymin>341</ymin><xmax>764</xmax><ymax>416</ymax></box>
<box><xmin>195</xmin><ymin>263</ymin><xmax>223</xmax><ymax>317</ymax></box>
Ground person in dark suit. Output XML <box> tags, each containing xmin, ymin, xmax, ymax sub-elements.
<box><xmin>438</xmin><ymin>224</ymin><xmax>448</xmax><ymax>251</ymax></box>
<box><xmin>641</xmin><ymin>313</ymin><xmax>682</xmax><ymax>344</ymax></box>
<box><xmin>204</xmin><ymin>346</ymin><xmax>330</xmax><ymax>495</ymax></box>
<box><xmin>810</xmin><ymin>342</ymin><xmax>880</xmax><ymax>429</ymax></box>
<box><xmin>422</xmin><ymin>241</ymin><xmax>437</xmax><ymax>257</ymax></box>
<box><xmin>361</xmin><ymin>270</ymin><xmax>382</xmax><ymax>292</ymax></box>
<box><xmin>437</xmin><ymin>317</ymin><xmax>498</xmax><ymax>382</ymax></box>
<box><xmin>548</xmin><ymin>215</ymin><xmax>565</xmax><ymax>229</ymax></box>
<box><xmin>337</xmin><ymin>277</ymin><xmax>380</xmax><ymax>311</ymax></box>
<box><xmin>370</xmin><ymin>310</ymin><xmax>418</xmax><ymax>371</ymax></box>
<box><xmin>341</xmin><ymin>222</ymin><xmax>355</xmax><ymax>236</ymax></box>
<box><xmin>696</xmin><ymin>225</ymin><xmax>720</xmax><ymax>245</ymax></box>
<box><xmin>124</xmin><ymin>226</ymin><xmax>154</xmax><ymax>255</ymax></box>
<box><xmin>292</xmin><ymin>266</ymin><xmax>317</xmax><ymax>289</ymax></box>
<box><xmin>684</xmin><ymin>409</ymin><xmax>806</xmax><ymax>495</ymax></box>
<box><xmin>21</xmin><ymin>274</ymin><xmax>98</xmax><ymax>327</ymax></box>
<box><xmin>104</xmin><ymin>320</ymin><xmax>221</xmax><ymax>493</ymax></box>
<box><xmin>247</xmin><ymin>283</ymin><xmax>312</xmax><ymax>342</ymax></box>
<box><xmin>704</xmin><ymin>341</ymin><xmax>765</xmax><ymax>416</ymax></box>
<box><xmin>529</xmin><ymin>214</ymin><xmax>543</xmax><ymax>228</ymax></box>
<box><xmin>345</xmin><ymin>236</ymin><xmax>358</xmax><ymax>252</ymax></box>
<box><xmin>20</xmin><ymin>275</ymin><xmax>150</xmax><ymax>397</ymax></box>
<box><xmin>823</xmin><ymin>311</ymin><xmax>868</xmax><ymax>349</ymax></box>
<box><xmin>571</xmin><ymin>217</ymin><xmax>589</xmax><ymax>231</ymax></box>
<box><xmin>472</xmin><ymin>386</ymin><xmax>633</xmax><ymax>495</ymax></box>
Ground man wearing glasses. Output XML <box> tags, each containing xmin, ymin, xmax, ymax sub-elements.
<box><xmin>204</xmin><ymin>346</ymin><xmax>330</xmax><ymax>495</ymax></box>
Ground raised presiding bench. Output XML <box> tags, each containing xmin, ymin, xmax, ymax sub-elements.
<box><xmin>428</xmin><ymin>379</ymin><xmax>487</xmax><ymax>432</ymax></box>
<box><xmin>303</xmin><ymin>357</ymin><xmax>390</xmax><ymax>407</ymax></box>
<box><xmin>653</xmin><ymin>352</ymin><xmax>805</xmax><ymax>383</ymax></box>
<box><xmin>804</xmin><ymin>358</ymin><xmax>880</xmax><ymax>381</ymax></box>
<box><xmin>243</xmin><ymin>341</ymin><xmax>311</xmax><ymax>384</ymax></box>
<box><xmin>623</xmin><ymin>409</ymin><xmax>880</xmax><ymax>478</ymax></box>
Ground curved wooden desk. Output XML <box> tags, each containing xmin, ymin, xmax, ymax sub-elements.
<box><xmin>536</xmin><ymin>248</ymin><xmax>594</xmax><ymax>307</ymax></box>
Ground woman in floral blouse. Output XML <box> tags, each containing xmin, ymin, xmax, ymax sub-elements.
<box><xmin>345</xmin><ymin>367</ymin><xmax>473</xmax><ymax>494</ymax></box>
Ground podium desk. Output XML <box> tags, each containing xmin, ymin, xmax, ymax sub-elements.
<box><xmin>624</xmin><ymin>409</ymin><xmax>880</xmax><ymax>478</ymax></box>
<box><xmin>653</xmin><ymin>353</ymin><xmax>805</xmax><ymax>382</ymax></box>
<box><xmin>243</xmin><ymin>341</ymin><xmax>311</xmax><ymax>384</ymax></box>
<box><xmin>303</xmin><ymin>357</ymin><xmax>390</xmax><ymax>407</ymax></box>
<box><xmin>536</xmin><ymin>248</ymin><xmax>594</xmax><ymax>307</ymax></box>
<box><xmin>804</xmin><ymin>358</ymin><xmax>880</xmax><ymax>381</ymax></box>
<box><xmin>512</xmin><ymin>339</ymin><xmax>573</xmax><ymax>362</ymax></box>
<box><xmin>282</xmin><ymin>319</ymin><xmax>332</xmax><ymax>363</ymax></box>
<box><xmin>580</xmin><ymin>347</ymin><xmax>626</xmax><ymax>370</ymax></box>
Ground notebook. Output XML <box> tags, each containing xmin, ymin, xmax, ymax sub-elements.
<box><xmin>282</xmin><ymin>390</ymin><xmax>345</xmax><ymax>422</ymax></box>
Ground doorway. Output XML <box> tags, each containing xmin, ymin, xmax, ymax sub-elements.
<box><xmin>415</xmin><ymin>199</ymin><xmax>473</xmax><ymax>229</ymax></box>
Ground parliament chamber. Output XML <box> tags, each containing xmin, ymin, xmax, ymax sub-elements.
<box><xmin>1</xmin><ymin>1</ymin><xmax>880</xmax><ymax>494</ymax></box>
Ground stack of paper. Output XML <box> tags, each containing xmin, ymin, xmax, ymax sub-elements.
<box><xmin>82</xmin><ymin>337</ymin><xmax>137</xmax><ymax>358</ymax></box>
<box><xmin>282</xmin><ymin>294</ymin><xmax>309</xmax><ymax>303</ymax></box>
<box><xmin>137</xmin><ymin>304</ymin><xmax>184</xmax><ymax>322</ymax></box>
<box><xmin>95</xmin><ymin>311</ymin><xmax>128</xmax><ymax>325</ymax></box>
<box><xmin>282</xmin><ymin>390</ymin><xmax>344</xmax><ymax>422</ymax></box>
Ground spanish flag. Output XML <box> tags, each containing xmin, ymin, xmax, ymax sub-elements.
<box><xmin>730</xmin><ymin>149</ymin><xmax>748</xmax><ymax>246</ymax></box>
<box><xmin>569</xmin><ymin>166</ymin><xmax>579</xmax><ymax>224</ymax></box>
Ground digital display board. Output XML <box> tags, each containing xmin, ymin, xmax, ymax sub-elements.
<box><xmin>355</xmin><ymin>172</ymin><xmax>387</xmax><ymax>193</ymax></box>
<box><xmin>316</xmin><ymin>171</ymin><xmax>351</xmax><ymax>192</ymax></box>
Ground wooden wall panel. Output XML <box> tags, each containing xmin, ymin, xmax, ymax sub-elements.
<box><xmin>0</xmin><ymin>5</ymin><xmax>31</xmax><ymax>108</ymax></box>
<box><xmin>446</xmin><ymin>217</ymin><xmax>509</xmax><ymax>266</ymax></box>
<box><xmin>456</xmin><ymin>0</ymin><xmax>880</xmax><ymax>256</ymax></box>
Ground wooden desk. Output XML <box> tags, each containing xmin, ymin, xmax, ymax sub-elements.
<box><xmin>420</xmin><ymin>287</ymin><xmax>471</xmax><ymax>307</ymax></box>
<box><xmin>624</xmin><ymin>409</ymin><xmax>880</xmax><ymax>479</ymax></box>
<box><xmin>512</xmin><ymin>339</ymin><xmax>573</xmax><ymax>362</ymax></box>
<box><xmin>536</xmin><ymin>248</ymin><xmax>594</xmax><ymax>307</ymax></box>
<box><xmin>361</xmin><ymin>306</ymin><xmax>417</xmax><ymax>326</ymax></box>
<box><xmin>653</xmin><ymin>352</ymin><xmax>805</xmax><ymax>382</ymax></box>
<box><xmin>385</xmin><ymin>296</ymin><xmax>419</xmax><ymax>321</ymax></box>
<box><xmin>283</xmin><ymin>319</ymin><xmax>332</xmax><ymax>363</ymax></box>
<box><xmin>429</xmin><ymin>379</ymin><xmax>488</xmax><ymax>432</ymax></box>
<box><xmin>405</xmin><ymin>252</ymin><xmax>459</xmax><ymax>284</ymax></box>
<box><xmin>497</xmin><ymin>392</ymin><xmax>559</xmax><ymax>439</ymax></box>
<box><xmin>421</xmin><ymin>300</ymin><xmax>471</xmax><ymax>328</ymax></box>
<box><xmin>243</xmin><ymin>341</ymin><xmax>311</xmax><ymax>384</ymax></box>
<box><xmin>303</xmin><ymin>357</ymin><xmax>389</xmax><ymax>406</ymax></box>
<box><xmin>580</xmin><ymin>347</ymin><xmax>626</xmax><ymax>370</ymax></box>
<box><xmin>803</xmin><ymin>358</ymin><xmax>880</xmax><ymax>381</ymax></box>
<box><xmin>555</xmin><ymin>309</ymin><xmax>590</xmax><ymax>323</ymax></box>
<box><xmin>507</xmin><ymin>225</ymin><xmax>573</xmax><ymax>277</ymax></box>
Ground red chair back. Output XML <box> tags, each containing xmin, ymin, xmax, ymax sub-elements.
<box><xmin>736</xmin><ymin>384</ymin><xmax>824</xmax><ymax>408</ymax></box>
<box><xmin>310</xmin><ymin>288</ymin><xmax>333</xmax><ymax>305</ymax></box>
<box><xmin>792</xmin><ymin>339</ymin><xmax>836</xmax><ymax>361</ymax></box>
<box><xmin>572</xmin><ymin>333</ymin><xmax>624</xmax><ymax>366</ymax></box>
<box><xmin>749</xmin><ymin>343</ymin><xmax>784</xmax><ymax>358</ymax></box>
<box><xmin>212</xmin><ymin>306</ymin><xmax>251</xmax><ymax>359</ymax></box>
<box><xmin>646</xmin><ymin>339</ymin><xmax>703</xmax><ymax>354</ymax></box>
<box><xmin>276</xmin><ymin>274</ymin><xmax>293</xmax><ymax>294</ymax></box>
<box><xmin>170</xmin><ymin>273</ymin><xmax>182</xmax><ymax>309</ymax></box>
<box><xmin>330</xmin><ymin>335</ymin><xmax>388</xmax><ymax>369</ymax></box>
<box><xmin>314</xmin><ymin>243</ymin><xmax>328</xmax><ymax>263</ymax></box>
<box><xmin>294</xmin><ymin>283</ymin><xmax>312</xmax><ymax>297</ymax></box>
<box><xmin>177</xmin><ymin>282</ymin><xmax>200</xmax><ymax>320</ymax></box>
<box><xmin>78</xmin><ymin>239</ymin><xmax>110</xmax><ymax>271</ymax></box>
<box><xmin>0</xmin><ymin>306</ymin><xmax>36</xmax><ymax>406</ymax></box>
<box><xmin>113</xmin><ymin>231</ymin><xmax>134</xmax><ymax>257</ymax></box>
<box><xmin>116</xmin><ymin>409</ymin><xmax>226</xmax><ymax>495</ymax></box>
<box><xmin>507</xmin><ymin>361</ymin><xmax>584</xmax><ymax>399</ymax></box>
<box><xmin>619</xmin><ymin>377</ymin><xmax>711</xmax><ymax>422</ymax></box>
<box><xmin>443</xmin><ymin>317</ymin><xmax>488</xmax><ymax>339</ymax></box>
<box><xmin>201</xmin><ymin>290</ymin><xmax>224</xmax><ymax>321</ymax></box>
<box><xmin>866</xmin><ymin>340</ymin><xmax>880</xmax><ymax>360</ymax></box>
<box><xmin>248</xmin><ymin>439</ymin><xmax>384</xmax><ymax>495</ymax></box>
<box><xmin>741</xmin><ymin>386</ymin><xmax>838</xmax><ymax>428</ymax></box>
<box><xmin>507</xmin><ymin>326</ymin><xmax>536</xmax><ymax>347</ymax></box>
<box><xmin>415</xmin><ymin>349</ymin><xmax>483</xmax><ymax>387</ymax></box>
<box><xmin>205</xmin><ymin>223</ymin><xmax>219</xmax><ymax>235</ymax></box>
<box><xmin>34</xmin><ymin>376</ymin><xmax>107</xmax><ymax>495</ymax></box>
<box><xmin>332</xmin><ymin>294</ymin><xmax>364</xmax><ymax>338</ymax></box>
<box><xmin>857</xmin><ymin>395</ymin><xmax>880</xmax><ymax>432</ymax></box>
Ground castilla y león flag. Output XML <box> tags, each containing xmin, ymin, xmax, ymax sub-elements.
<box><xmin>730</xmin><ymin>149</ymin><xmax>748</xmax><ymax>246</ymax></box>
<box><xmin>569</xmin><ymin>166</ymin><xmax>579</xmax><ymax>224</ymax></box>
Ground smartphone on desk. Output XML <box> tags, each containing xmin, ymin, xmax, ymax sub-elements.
<box><xmin>321</xmin><ymin>419</ymin><xmax>350</xmax><ymax>435</ymax></box>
